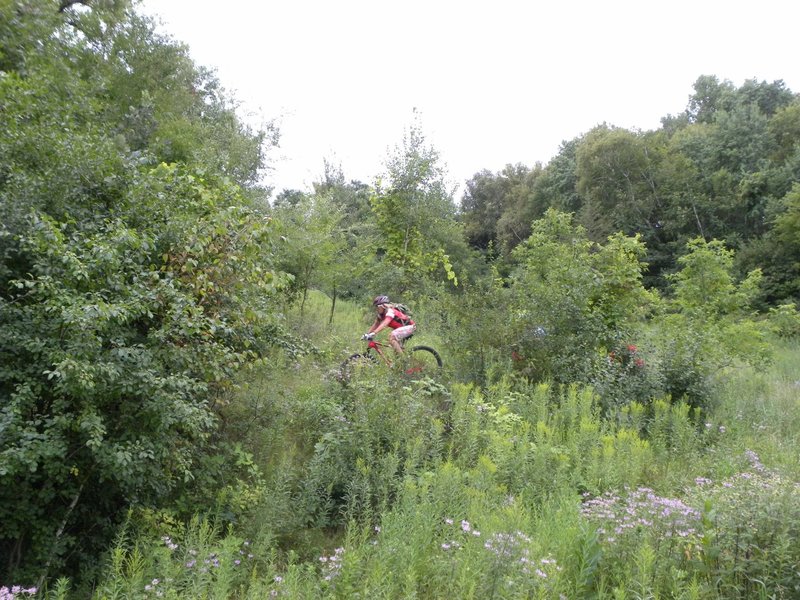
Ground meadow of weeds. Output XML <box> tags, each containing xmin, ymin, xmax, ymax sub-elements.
<box><xmin>15</xmin><ymin>293</ymin><xmax>800</xmax><ymax>599</ymax></box>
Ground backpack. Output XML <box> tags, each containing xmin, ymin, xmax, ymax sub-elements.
<box><xmin>391</xmin><ymin>302</ymin><xmax>412</xmax><ymax>317</ymax></box>
<box><xmin>388</xmin><ymin>303</ymin><xmax>413</xmax><ymax>326</ymax></box>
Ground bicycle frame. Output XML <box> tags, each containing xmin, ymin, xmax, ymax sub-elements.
<box><xmin>339</xmin><ymin>338</ymin><xmax>441</xmax><ymax>383</ymax></box>
<box><xmin>366</xmin><ymin>339</ymin><xmax>397</xmax><ymax>366</ymax></box>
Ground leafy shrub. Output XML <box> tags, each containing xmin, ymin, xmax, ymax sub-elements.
<box><xmin>432</xmin><ymin>279</ymin><xmax>515</xmax><ymax>386</ymax></box>
<box><xmin>297</xmin><ymin>372</ymin><xmax>448</xmax><ymax>528</ymax></box>
<box><xmin>643</xmin><ymin>238</ymin><xmax>772</xmax><ymax>410</ymax></box>
<box><xmin>767</xmin><ymin>302</ymin><xmax>800</xmax><ymax>338</ymax></box>
<box><xmin>0</xmin><ymin>2</ymin><xmax>290</xmax><ymax>581</ymax></box>
<box><xmin>506</xmin><ymin>210</ymin><xmax>657</xmax><ymax>397</ymax></box>
<box><xmin>590</xmin><ymin>343</ymin><xmax>664</xmax><ymax>412</ymax></box>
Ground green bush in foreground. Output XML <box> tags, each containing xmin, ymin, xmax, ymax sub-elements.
<box><xmin>34</xmin><ymin>350</ymin><xmax>793</xmax><ymax>600</ymax></box>
<box><xmin>45</xmin><ymin>444</ymin><xmax>796</xmax><ymax>599</ymax></box>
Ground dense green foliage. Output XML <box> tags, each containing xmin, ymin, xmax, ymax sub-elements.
<box><xmin>0</xmin><ymin>0</ymin><xmax>289</xmax><ymax>583</ymax></box>
<box><xmin>461</xmin><ymin>76</ymin><xmax>800</xmax><ymax>302</ymax></box>
<box><xmin>62</xmin><ymin>321</ymin><xmax>800</xmax><ymax>599</ymax></box>
<box><xmin>1</xmin><ymin>1</ymin><xmax>799</xmax><ymax>598</ymax></box>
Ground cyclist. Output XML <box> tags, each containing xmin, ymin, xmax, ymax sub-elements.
<box><xmin>362</xmin><ymin>295</ymin><xmax>416</xmax><ymax>353</ymax></box>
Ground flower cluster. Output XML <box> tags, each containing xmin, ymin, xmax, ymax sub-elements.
<box><xmin>441</xmin><ymin>518</ymin><xmax>482</xmax><ymax>550</ymax></box>
<box><xmin>482</xmin><ymin>530</ymin><xmax>561</xmax><ymax>579</ymax></box>
<box><xmin>268</xmin><ymin>575</ymin><xmax>284</xmax><ymax>597</ymax></box>
<box><xmin>143</xmin><ymin>578</ymin><xmax>164</xmax><ymax>597</ymax></box>
<box><xmin>581</xmin><ymin>487</ymin><xmax>701</xmax><ymax>544</ymax></box>
<box><xmin>744</xmin><ymin>449</ymin><xmax>767</xmax><ymax>473</ymax></box>
<box><xmin>608</xmin><ymin>344</ymin><xmax>645</xmax><ymax>369</ymax></box>
<box><xmin>183</xmin><ymin>551</ymin><xmax>219</xmax><ymax>573</ymax></box>
<box><xmin>319</xmin><ymin>547</ymin><xmax>345</xmax><ymax>581</ymax></box>
<box><xmin>161</xmin><ymin>535</ymin><xmax>179</xmax><ymax>551</ymax></box>
<box><xmin>238</xmin><ymin>540</ymin><xmax>255</xmax><ymax>562</ymax></box>
<box><xmin>705</xmin><ymin>422</ymin><xmax>727</xmax><ymax>434</ymax></box>
<box><xmin>483</xmin><ymin>530</ymin><xmax>531</xmax><ymax>559</ymax></box>
<box><xmin>180</xmin><ymin>540</ymin><xmax>253</xmax><ymax>573</ymax></box>
<box><xmin>0</xmin><ymin>586</ymin><xmax>37</xmax><ymax>600</ymax></box>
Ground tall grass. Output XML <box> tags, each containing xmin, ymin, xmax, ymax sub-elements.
<box><xmin>28</xmin><ymin>296</ymin><xmax>800</xmax><ymax>599</ymax></box>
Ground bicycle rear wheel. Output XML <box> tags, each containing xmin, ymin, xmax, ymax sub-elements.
<box><xmin>403</xmin><ymin>345</ymin><xmax>443</xmax><ymax>378</ymax></box>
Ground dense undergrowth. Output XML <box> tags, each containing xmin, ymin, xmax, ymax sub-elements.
<box><xmin>12</xmin><ymin>292</ymin><xmax>798</xmax><ymax>600</ymax></box>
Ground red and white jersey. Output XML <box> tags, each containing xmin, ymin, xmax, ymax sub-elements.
<box><xmin>384</xmin><ymin>306</ymin><xmax>413</xmax><ymax>329</ymax></box>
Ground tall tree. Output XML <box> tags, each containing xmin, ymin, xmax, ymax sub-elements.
<box><xmin>743</xmin><ymin>183</ymin><xmax>800</xmax><ymax>304</ymax></box>
<box><xmin>767</xmin><ymin>100</ymin><xmax>800</xmax><ymax>164</ymax></box>
<box><xmin>370</xmin><ymin>120</ymin><xmax>460</xmax><ymax>294</ymax></box>
<box><xmin>311</xmin><ymin>162</ymin><xmax>376</xmax><ymax>303</ymax></box>
<box><xmin>460</xmin><ymin>169</ymin><xmax>509</xmax><ymax>251</ymax></box>
<box><xmin>272</xmin><ymin>190</ymin><xmax>355</xmax><ymax>317</ymax></box>
<box><xmin>494</xmin><ymin>163</ymin><xmax>543</xmax><ymax>253</ymax></box>
<box><xmin>736</xmin><ymin>78</ymin><xmax>796</xmax><ymax>118</ymax></box>
<box><xmin>460</xmin><ymin>164</ymin><xmax>541</xmax><ymax>254</ymax></box>
<box><xmin>575</xmin><ymin>125</ymin><xmax>659</xmax><ymax>241</ymax></box>
<box><xmin>686</xmin><ymin>75</ymin><xmax>736</xmax><ymax>124</ymax></box>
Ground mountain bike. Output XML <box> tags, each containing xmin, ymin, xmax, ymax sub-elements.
<box><xmin>338</xmin><ymin>337</ymin><xmax>442</xmax><ymax>382</ymax></box>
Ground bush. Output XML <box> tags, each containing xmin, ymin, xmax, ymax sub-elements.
<box><xmin>506</xmin><ymin>210</ymin><xmax>656</xmax><ymax>389</ymax></box>
<box><xmin>590</xmin><ymin>343</ymin><xmax>664</xmax><ymax>412</ymax></box>
<box><xmin>296</xmin><ymin>372</ymin><xmax>449</xmax><ymax>528</ymax></box>
<box><xmin>768</xmin><ymin>302</ymin><xmax>800</xmax><ymax>338</ymax></box>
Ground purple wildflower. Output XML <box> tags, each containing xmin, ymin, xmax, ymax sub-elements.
<box><xmin>582</xmin><ymin>487</ymin><xmax>702</xmax><ymax>545</ymax></box>
<box><xmin>0</xmin><ymin>586</ymin><xmax>38</xmax><ymax>599</ymax></box>
<box><xmin>744</xmin><ymin>449</ymin><xmax>766</xmax><ymax>473</ymax></box>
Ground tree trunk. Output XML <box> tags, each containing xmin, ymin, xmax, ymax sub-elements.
<box><xmin>37</xmin><ymin>483</ymin><xmax>83</xmax><ymax>590</ymax></box>
<box><xmin>4</xmin><ymin>537</ymin><xmax>24</xmax><ymax>580</ymax></box>
<box><xmin>690</xmin><ymin>199</ymin><xmax>706</xmax><ymax>240</ymax></box>
<box><xmin>300</xmin><ymin>262</ymin><xmax>313</xmax><ymax>316</ymax></box>
<box><xmin>329</xmin><ymin>283</ymin><xmax>337</xmax><ymax>325</ymax></box>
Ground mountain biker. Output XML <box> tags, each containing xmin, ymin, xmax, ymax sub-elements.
<box><xmin>362</xmin><ymin>295</ymin><xmax>416</xmax><ymax>353</ymax></box>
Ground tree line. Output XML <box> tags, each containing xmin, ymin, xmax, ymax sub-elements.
<box><xmin>459</xmin><ymin>75</ymin><xmax>800</xmax><ymax>304</ymax></box>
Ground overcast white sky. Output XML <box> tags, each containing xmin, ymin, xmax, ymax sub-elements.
<box><xmin>138</xmin><ymin>0</ymin><xmax>799</xmax><ymax>198</ymax></box>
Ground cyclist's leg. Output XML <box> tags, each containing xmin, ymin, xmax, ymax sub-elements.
<box><xmin>389</xmin><ymin>324</ymin><xmax>416</xmax><ymax>353</ymax></box>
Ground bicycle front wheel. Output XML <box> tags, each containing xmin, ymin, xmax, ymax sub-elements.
<box><xmin>403</xmin><ymin>345</ymin><xmax>443</xmax><ymax>378</ymax></box>
<box><xmin>338</xmin><ymin>352</ymin><xmax>378</xmax><ymax>383</ymax></box>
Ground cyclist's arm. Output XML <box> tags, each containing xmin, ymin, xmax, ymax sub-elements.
<box><xmin>369</xmin><ymin>315</ymin><xmax>392</xmax><ymax>335</ymax></box>
<box><xmin>366</xmin><ymin>316</ymin><xmax>380</xmax><ymax>334</ymax></box>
